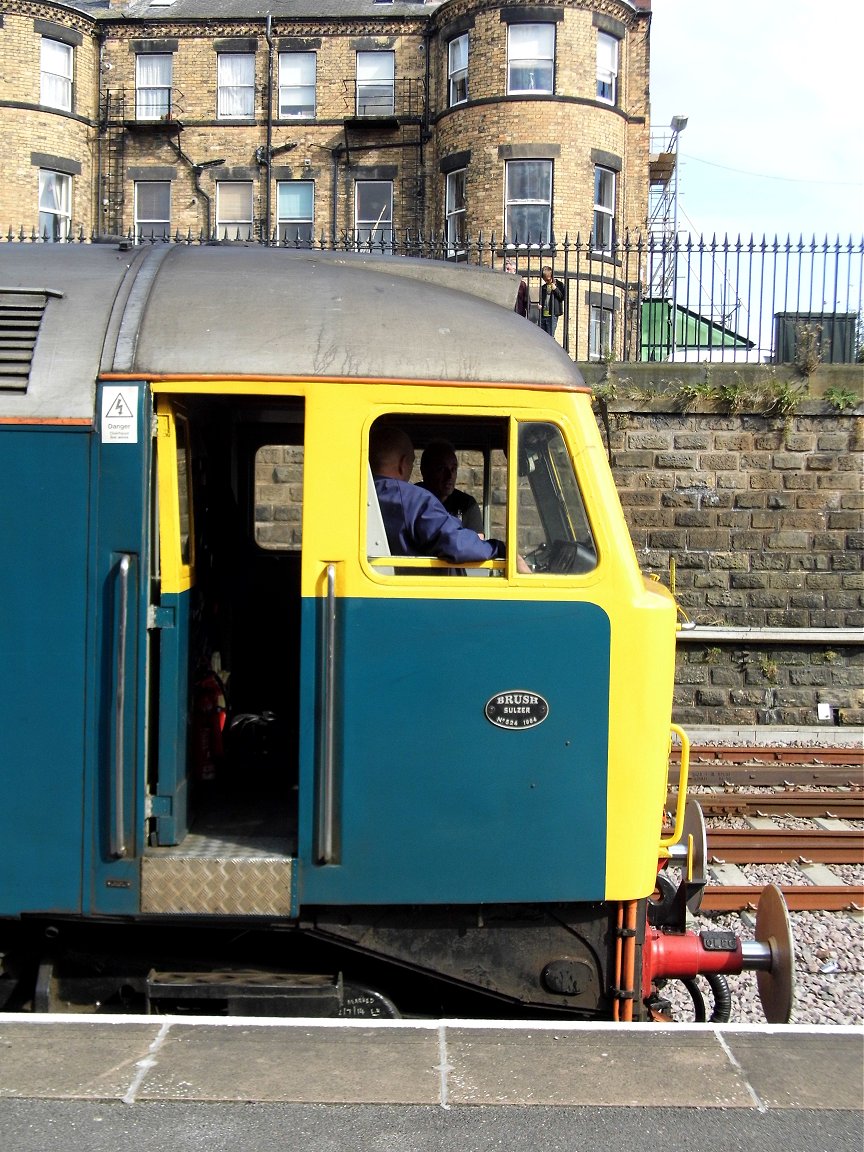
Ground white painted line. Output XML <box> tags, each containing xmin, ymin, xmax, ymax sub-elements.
<box><xmin>715</xmin><ymin>1029</ymin><xmax>767</xmax><ymax>1113</ymax></box>
<box><xmin>121</xmin><ymin>1020</ymin><xmax>171</xmax><ymax>1105</ymax></box>
<box><xmin>436</xmin><ymin>1022</ymin><xmax>452</xmax><ymax>1110</ymax></box>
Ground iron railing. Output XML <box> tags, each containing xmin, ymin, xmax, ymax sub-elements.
<box><xmin>4</xmin><ymin>229</ymin><xmax>862</xmax><ymax>365</ymax></box>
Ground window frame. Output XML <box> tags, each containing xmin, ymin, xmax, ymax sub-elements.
<box><xmin>354</xmin><ymin>180</ymin><xmax>393</xmax><ymax>248</ymax></box>
<box><xmin>445</xmin><ymin>169</ymin><xmax>467</xmax><ymax>255</ymax></box>
<box><xmin>38</xmin><ymin>169</ymin><xmax>71</xmax><ymax>242</ymax></box>
<box><xmin>596</xmin><ymin>31</ymin><xmax>619</xmax><ymax>105</ymax></box>
<box><xmin>515</xmin><ymin>421</ymin><xmax>598</xmax><ymax>576</ymax></box>
<box><xmin>278</xmin><ymin>51</ymin><xmax>316</xmax><ymax>119</ymax></box>
<box><xmin>592</xmin><ymin>166</ymin><xmax>616</xmax><ymax>254</ymax></box>
<box><xmin>507</xmin><ymin>23</ymin><xmax>555</xmax><ymax>95</ymax></box>
<box><xmin>356</xmin><ymin>50</ymin><xmax>395</xmax><ymax>117</ymax></box>
<box><xmin>134</xmin><ymin>180</ymin><xmax>171</xmax><ymax>241</ymax></box>
<box><xmin>40</xmin><ymin>37</ymin><xmax>73</xmax><ymax>112</ymax></box>
<box><xmin>448</xmin><ymin>34</ymin><xmax>468</xmax><ymax>107</ymax></box>
<box><xmin>504</xmin><ymin>159</ymin><xmax>552</xmax><ymax>247</ymax></box>
<box><xmin>589</xmin><ymin>304</ymin><xmax>614</xmax><ymax>360</ymax></box>
<box><xmin>277</xmin><ymin>180</ymin><xmax>315</xmax><ymax>245</ymax></box>
<box><xmin>135</xmin><ymin>53</ymin><xmax>173</xmax><ymax>120</ymax></box>
<box><xmin>217</xmin><ymin>52</ymin><xmax>256</xmax><ymax>120</ymax></box>
<box><xmin>365</xmin><ymin>414</ymin><xmax>509</xmax><ymax>580</ymax></box>
<box><xmin>215</xmin><ymin>181</ymin><xmax>254</xmax><ymax>241</ymax></box>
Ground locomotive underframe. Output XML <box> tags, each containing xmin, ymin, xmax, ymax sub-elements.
<box><xmin>0</xmin><ymin>900</ymin><xmax>644</xmax><ymax>1020</ymax></box>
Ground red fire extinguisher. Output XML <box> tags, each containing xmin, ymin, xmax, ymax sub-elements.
<box><xmin>191</xmin><ymin>668</ymin><xmax>226</xmax><ymax>781</ymax></box>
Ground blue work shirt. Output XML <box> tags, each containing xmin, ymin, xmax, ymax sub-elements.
<box><xmin>374</xmin><ymin>476</ymin><xmax>504</xmax><ymax>562</ymax></box>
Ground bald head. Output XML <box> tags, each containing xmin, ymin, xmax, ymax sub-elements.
<box><xmin>370</xmin><ymin>425</ymin><xmax>415</xmax><ymax>480</ymax></box>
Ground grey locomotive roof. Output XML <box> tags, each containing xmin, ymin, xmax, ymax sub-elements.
<box><xmin>56</xmin><ymin>0</ymin><xmax>446</xmax><ymax>22</ymax></box>
<box><xmin>0</xmin><ymin>244</ymin><xmax>584</xmax><ymax>421</ymax></box>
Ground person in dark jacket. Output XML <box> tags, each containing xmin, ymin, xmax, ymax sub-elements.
<box><xmin>418</xmin><ymin>439</ymin><xmax>483</xmax><ymax>534</ymax></box>
<box><xmin>505</xmin><ymin>258</ymin><xmax>530</xmax><ymax>319</ymax></box>
<box><xmin>539</xmin><ymin>266</ymin><xmax>565</xmax><ymax>338</ymax></box>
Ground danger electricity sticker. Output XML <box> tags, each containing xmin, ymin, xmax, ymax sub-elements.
<box><xmin>101</xmin><ymin>387</ymin><xmax>138</xmax><ymax>444</ymax></box>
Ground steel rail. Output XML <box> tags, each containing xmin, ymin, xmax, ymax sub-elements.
<box><xmin>669</xmin><ymin>765</ymin><xmax>863</xmax><ymax>788</ymax></box>
<box><xmin>702</xmin><ymin>885</ymin><xmax>864</xmax><ymax>913</ymax></box>
<box><xmin>667</xmin><ymin>792</ymin><xmax>864</xmax><ymax>819</ymax></box>
<box><xmin>707</xmin><ymin>828</ymin><xmax>863</xmax><ymax>865</ymax></box>
<box><xmin>669</xmin><ymin>746</ymin><xmax>864</xmax><ymax>767</ymax></box>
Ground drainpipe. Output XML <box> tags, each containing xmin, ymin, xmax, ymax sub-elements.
<box><xmin>265</xmin><ymin>16</ymin><xmax>275</xmax><ymax>242</ymax></box>
<box><xmin>331</xmin><ymin>147</ymin><xmax>342</xmax><ymax>239</ymax></box>
<box><xmin>420</xmin><ymin>25</ymin><xmax>433</xmax><ymax>232</ymax></box>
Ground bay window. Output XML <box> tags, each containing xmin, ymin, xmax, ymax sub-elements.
<box><xmin>507</xmin><ymin>24</ymin><xmax>554</xmax><ymax>94</ymax></box>
<box><xmin>448</xmin><ymin>34</ymin><xmax>468</xmax><ymax>106</ymax></box>
<box><xmin>592</xmin><ymin>167</ymin><xmax>615</xmax><ymax>253</ymax></box>
<box><xmin>38</xmin><ymin>170</ymin><xmax>71</xmax><ymax>241</ymax></box>
<box><xmin>40</xmin><ymin>38</ymin><xmax>72</xmax><ymax>111</ymax></box>
<box><xmin>505</xmin><ymin>160</ymin><xmax>552</xmax><ymax>246</ymax></box>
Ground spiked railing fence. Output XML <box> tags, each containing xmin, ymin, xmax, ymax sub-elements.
<box><xmin>4</xmin><ymin>227</ymin><xmax>861</xmax><ymax>365</ymax></box>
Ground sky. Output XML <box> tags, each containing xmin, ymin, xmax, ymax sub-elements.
<box><xmin>648</xmin><ymin>0</ymin><xmax>864</xmax><ymax>242</ymax></box>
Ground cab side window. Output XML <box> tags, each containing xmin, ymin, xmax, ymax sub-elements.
<box><xmin>517</xmin><ymin>422</ymin><xmax>597</xmax><ymax>574</ymax></box>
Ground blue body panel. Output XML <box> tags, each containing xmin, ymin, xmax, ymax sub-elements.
<box><xmin>153</xmin><ymin>591</ymin><xmax>191</xmax><ymax>845</ymax></box>
<box><xmin>0</xmin><ymin>429</ymin><xmax>90</xmax><ymax>915</ymax></box>
<box><xmin>299</xmin><ymin>597</ymin><xmax>610</xmax><ymax>905</ymax></box>
<box><xmin>84</xmin><ymin>384</ymin><xmax>152</xmax><ymax>915</ymax></box>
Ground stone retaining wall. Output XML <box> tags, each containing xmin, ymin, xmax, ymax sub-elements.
<box><xmin>580</xmin><ymin>362</ymin><xmax>863</xmax><ymax>727</ymax></box>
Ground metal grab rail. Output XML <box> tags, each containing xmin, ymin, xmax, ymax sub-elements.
<box><xmin>659</xmin><ymin>723</ymin><xmax>690</xmax><ymax>851</ymax></box>
<box><xmin>316</xmin><ymin>563</ymin><xmax>338</xmax><ymax>864</ymax></box>
<box><xmin>111</xmin><ymin>554</ymin><xmax>131</xmax><ymax>859</ymax></box>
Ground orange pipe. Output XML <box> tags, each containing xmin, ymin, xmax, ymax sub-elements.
<box><xmin>621</xmin><ymin>900</ymin><xmax>638</xmax><ymax>1023</ymax></box>
<box><xmin>612</xmin><ymin>902</ymin><xmax>624</xmax><ymax>1022</ymax></box>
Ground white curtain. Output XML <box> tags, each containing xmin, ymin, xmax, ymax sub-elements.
<box><xmin>41</xmin><ymin>39</ymin><xmax>72</xmax><ymax>110</ymax></box>
<box><xmin>218</xmin><ymin>53</ymin><xmax>255</xmax><ymax>118</ymax></box>
<box><xmin>136</xmin><ymin>54</ymin><xmax>171</xmax><ymax>118</ymax></box>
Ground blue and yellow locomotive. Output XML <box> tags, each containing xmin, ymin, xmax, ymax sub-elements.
<box><xmin>0</xmin><ymin>244</ymin><xmax>792</xmax><ymax>1020</ymax></box>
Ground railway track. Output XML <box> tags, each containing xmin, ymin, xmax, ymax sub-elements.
<box><xmin>706</xmin><ymin>828</ymin><xmax>863</xmax><ymax>865</ymax></box>
<box><xmin>670</xmin><ymin>746</ymin><xmax>864</xmax><ymax>766</ymax></box>
<box><xmin>668</xmin><ymin>792</ymin><xmax>864</xmax><ymax>818</ymax></box>
<box><xmin>665</xmin><ymin>748</ymin><xmax>864</xmax><ymax>913</ymax></box>
<box><xmin>701</xmin><ymin>886</ymin><xmax>861</xmax><ymax>913</ymax></box>
<box><xmin>668</xmin><ymin>745</ymin><xmax>864</xmax><ymax>789</ymax></box>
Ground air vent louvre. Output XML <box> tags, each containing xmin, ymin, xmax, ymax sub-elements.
<box><xmin>0</xmin><ymin>292</ymin><xmax>48</xmax><ymax>392</ymax></box>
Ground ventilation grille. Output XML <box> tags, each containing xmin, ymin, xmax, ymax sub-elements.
<box><xmin>0</xmin><ymin>291</ymin><xmax>49</xmax><ymax>392</ymax></box>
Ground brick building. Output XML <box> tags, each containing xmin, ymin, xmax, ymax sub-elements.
<box><xmin>1</xmin><ymin>0</ymin><xmax>652</xmax><ymax>355</ymax></box>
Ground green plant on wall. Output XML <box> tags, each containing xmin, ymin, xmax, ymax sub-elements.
<box><xmin>718</xmin><ymin>378</ymin><xmax>751</xmax><ymax>413</ymax></box>
<box><xmin>675</xmin><ymin>378</ymin><xmax>715</xmax><ymax>409</ymax></box>
<box><xmin>793</xmin><ymin>322</ymin><xmax>822</xmax><ymax>377</ymax></box>
<box><xmin>764</xmin><ymin>376</ymin><xmax>808</xmax><ymax>420</ymax></box>
<box><xmin>591</xmin><ymin>379</ymin><xmax>617</xmax><ymax>466</ymax></box>
<box><xmin>823</xmin><ymin>386</ymin><xmax>860</xmax><ymax>412</ymax></box>
<box><xmin>704</xmin><ymin>646</ymin><xmax>723</xmax><ymax>665</ymax></box>
<box><xmin>626</xmin><ymin>380</ymin><xmax>664</xmax><ymax>403</ymax></box>
<box><xmin>759</xmin><ymin>657</ymin><xmax>779</xmax><ymax>682</ymax></box>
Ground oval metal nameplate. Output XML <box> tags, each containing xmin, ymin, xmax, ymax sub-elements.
<box><xmin>485</xmin><ymin>691</ymin><xmax>549</xmax><ymax>730</ymax></box>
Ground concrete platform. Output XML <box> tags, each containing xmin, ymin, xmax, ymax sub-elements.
<box><xmin>0</xmin><ymin>1016</ymin><xmax>861</xmax><ymax>1110</ymax></box>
